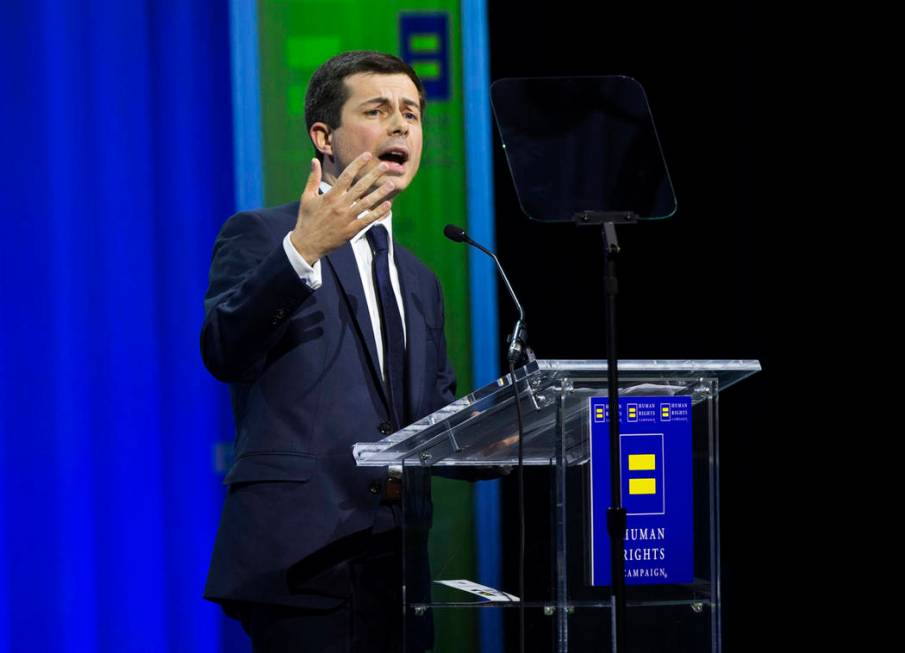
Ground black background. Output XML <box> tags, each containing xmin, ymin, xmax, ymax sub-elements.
<box><xmin>484</xmin><ymin>3</ymin><xmax>796</xmax><ymax>649</ymax></box>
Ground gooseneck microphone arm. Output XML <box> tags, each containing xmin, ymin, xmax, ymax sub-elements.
<box><xmin>442</xmin><ymin>224</ymin><xmax>529</xmax><ymax>365</ymax></box>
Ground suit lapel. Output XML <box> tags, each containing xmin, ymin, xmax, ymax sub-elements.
<box><xmin>325</xmin><ymin>243</ymin><xmax>389</xmax><ymax>410</ymax></box>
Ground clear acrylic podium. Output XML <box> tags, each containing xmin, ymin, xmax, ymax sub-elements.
<box><xmin>354</xmin><ymin>360</ymin><xmax>760</xmax><ymax>652</ymax></box>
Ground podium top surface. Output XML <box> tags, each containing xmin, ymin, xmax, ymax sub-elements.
<box><xmin>522</xmin><ymin>359</ymin><xmax>759</xmax><ymax>380</ymax></box>
<box><xmin>353</xmin><ymin>359</ymin><xmax>760</xmax><ymax>467</ymax></box>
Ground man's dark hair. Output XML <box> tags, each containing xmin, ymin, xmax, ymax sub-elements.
<box><xmin>304</xmin><ymin>51</ymin><xmax>426</xmax><ymax>161</ymax></box>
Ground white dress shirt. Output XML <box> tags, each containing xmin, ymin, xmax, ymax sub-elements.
<box><xmin>282</xmin><ymin>182</ymin><xmax>406</xmax><ymax>380</ymax></box>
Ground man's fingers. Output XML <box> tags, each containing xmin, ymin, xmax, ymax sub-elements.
<box><xmin>359</xmin><ymin>180</ymin><xmax>396</xmax><ymax>211</ymax></box>
<box><xmin>302</xmin><ymin>158</ymin><xmax>322</xmax><ymax>198</ymax></box>
<box><xmin>334</xmin><ymin>152</ymin><xmax>373</xmax><ymax>191</ymax></box>
<box><xmin>347</xmin><ymin>161</ymin><xmax>389</xmax><ymax>200</ymax></box>
<box><xmin>352</xmin><ymin>201</ymin><xmax>392</xmax><ymax>233</ymax></box>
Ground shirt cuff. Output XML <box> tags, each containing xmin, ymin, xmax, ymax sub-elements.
<box><xmin>282</xmin><ymin>232</ymin><xmax>322</xmax><ymax>290</ymax></box>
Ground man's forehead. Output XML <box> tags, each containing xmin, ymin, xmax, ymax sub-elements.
<box><xmin>342</xmin><ymin>72</ymin><xmax>419</xmax><ymax>102</ymax></box>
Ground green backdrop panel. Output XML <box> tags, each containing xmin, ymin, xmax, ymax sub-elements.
<box><xmin>256</xmin><ymin>2</ymin><xmax>475</xmax><ymax>649</ymax></box>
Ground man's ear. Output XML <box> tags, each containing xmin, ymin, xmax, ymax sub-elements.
<box><xmin>309</xmin><ymin>122</ymin><xmax>333</xmax><ymax>159</ymax></box>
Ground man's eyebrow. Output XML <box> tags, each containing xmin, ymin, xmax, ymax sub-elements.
<box><xmin>357</xmin><ymin>96</ymin><xmax>421</xmax><ymax>110</ymax></box>
<box><xmin>358</xmin><ymin>96</ymin><xmax>388</xmax><ymax>107</ymax></box>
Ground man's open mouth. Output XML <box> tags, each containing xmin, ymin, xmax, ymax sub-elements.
<box><xmin>378</xmin><ymin>148</ymin><xmax>409</xmax><ymax>166</ymax></box>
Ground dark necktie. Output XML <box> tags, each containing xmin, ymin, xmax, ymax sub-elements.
<box><xmin>366</xmin><ymin>225</ymin><xmax>406</xmax><ymax>429</ymax></box>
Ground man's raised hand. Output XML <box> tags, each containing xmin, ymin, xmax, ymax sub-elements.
<box><xmin>290</xmin><ymin>152</ymin><xmax>395</xmax><ymax>265</ymax></box>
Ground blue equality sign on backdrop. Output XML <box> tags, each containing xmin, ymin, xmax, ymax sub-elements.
<box><xmin>589</xmin><ymin>396</ymin><xmax>693</xmax><ymax>585</ymax></box>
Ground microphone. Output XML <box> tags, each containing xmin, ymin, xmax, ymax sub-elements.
<box><xmin>443</xmin><ymin>224</ymin><xmax>532</xmax><ymax>365</ymax></box>
<box><xmin>442</xmin><ymin>224</ymin><xmax>467</xmax><ymax>243</ymax></box>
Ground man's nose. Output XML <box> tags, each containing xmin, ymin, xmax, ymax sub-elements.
<box><xmin>388</xmin><ymin>109</ymin><xmax>409</xmax><ymax>135</ymax></box>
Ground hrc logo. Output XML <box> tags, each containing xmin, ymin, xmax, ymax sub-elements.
<box><xmin>622</xmin><ymin>434</ymin><xmax>666</xmax><ymax>515</ymax></box>
<box><xmin>400</xmin><ymin>14</ymin><xmax>450</xmax><ymax>101</ymax></box>
<box><xmin>628</xmin><ymin>453</ymin><xmax>657</xmax><ymax>494</ymax></box>
<box><xmin>594</xmin><ymin>404</ymin><xmax>606</xmax><ymax>423</ymax></box>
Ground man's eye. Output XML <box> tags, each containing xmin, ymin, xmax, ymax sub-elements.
<box><xmin>365</xmin><ymin>109</ymin><xmax>382</xmax><ymax>116</ymax></box>
<box><xmin>405</xmin><ymin>112</ymin><xmax>419</xmax><ymax>121</ymax></box>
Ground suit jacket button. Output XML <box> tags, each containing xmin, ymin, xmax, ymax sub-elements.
<box><xmin>378</xmin><ymin>421</ymin><xmax>393</xmax><ymax>435</ymax></box>
<box><xmin>369</xmin><ymin>481</ymin><xmax>382</xmax><ymax>495</ymax></box>
<box><xmin>271</xmin><ymin>307</ymin><xmax>287</xmax><ymax>325</ymax></box>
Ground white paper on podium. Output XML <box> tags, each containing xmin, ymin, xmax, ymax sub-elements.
<box><xmin>434</xmin><ymin>579</ymin><xmax>520</xmax><ymax>602</ymax></box>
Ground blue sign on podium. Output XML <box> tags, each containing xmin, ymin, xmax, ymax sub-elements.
<box><xmin>589</xmin><ymin>396</ymin><xmax>694</xmax><ymax>586</ymax></box>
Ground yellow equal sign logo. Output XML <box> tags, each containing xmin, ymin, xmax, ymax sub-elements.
<box><xmin>594</xmin><ymin>405</ymin><xmax>605</xmax><ymax>422</ymax></box>
<box><xmin>629</xmin><ymin>478</ymin><xmax>657</xmax><ymax>495</ymax></box>
<box><xmin>628</xmin><ymin>453</ymin><xmax>657</xmax><ymax>495</ymax></box>
<box><xmin>661</xmin><ymin>404</ymin><xmax>670</xmax><ymax>421</ymax></box>
<box><xmin>627</xmin><ymin>404</ymin><xmax>638</xmax><ymax>422</ymax></box>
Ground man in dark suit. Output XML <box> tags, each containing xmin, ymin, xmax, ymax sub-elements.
<box><xmin>201</xmin><ymin>51</ymin><xmax>454</xmax><ymax>652</ymax></box>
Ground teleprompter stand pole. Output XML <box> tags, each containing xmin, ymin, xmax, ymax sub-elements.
<box><xmin>576</xmin><ymin>210</ymin><xmax>638</xmax><ymax>653</ymax></box>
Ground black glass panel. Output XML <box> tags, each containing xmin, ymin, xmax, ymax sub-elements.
<box><xmin>491</xmin><ymin>76</ymin><xmax>676</xmax><ymax>221</ymax></box>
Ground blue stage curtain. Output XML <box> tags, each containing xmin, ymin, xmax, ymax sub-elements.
<box><xmin>0</xmin><ymin>2</ymin><xmax>235</xmax><ymax>651</ymax></box>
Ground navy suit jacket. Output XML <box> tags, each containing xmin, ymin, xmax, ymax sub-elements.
<box><xmin>201</xmin><ymin>201</ymin><xmax>455</xmax><ymax>609</ymax></box>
